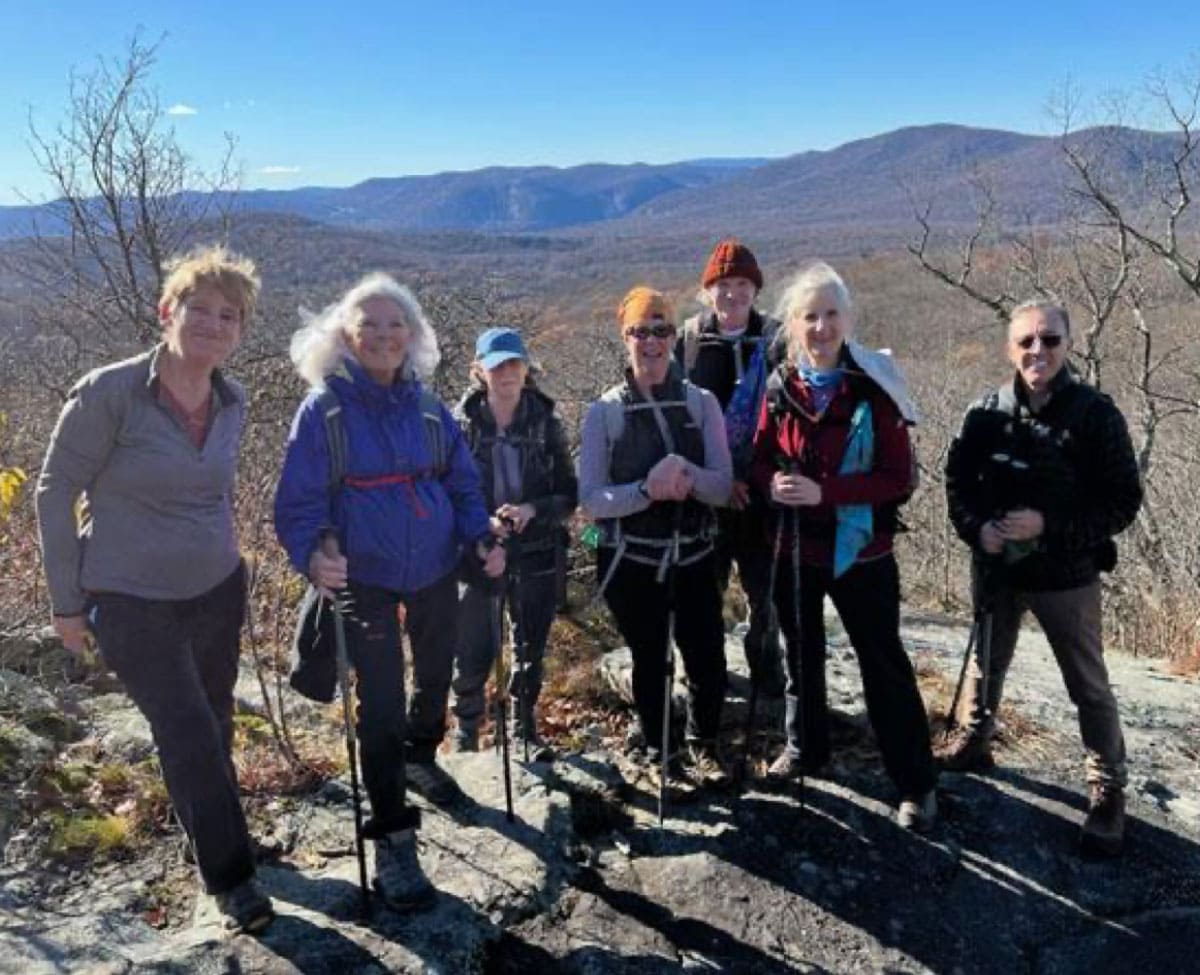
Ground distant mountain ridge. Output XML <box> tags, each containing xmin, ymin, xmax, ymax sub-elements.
<box><xmin>0</xmin><ymin>124</ymin><xmax>1183</xmax><ymax>241</ymax></box>
<box><xmin>0</xmin><ymin>158</ymin><xmax>769</xmax><ymax>239</ymax></box>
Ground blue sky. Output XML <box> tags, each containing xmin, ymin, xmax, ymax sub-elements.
<box><xmin>1</xmin><ymin>1</ymin><xmax>1198</xmax><ymax>205</ymax></box>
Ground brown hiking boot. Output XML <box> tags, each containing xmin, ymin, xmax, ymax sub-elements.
<box><xmin>933</xmin><ymin>727</ymin><xmax>995</xmax><ymax>772</ymax></box>
<box><xmin>686</xmin><ymin>741</ymin><xmax>732</xmax><ymax>791</ymax></box>
<box><xmin>1081</xmin><ymin>785</ymin><xmax>1125</xmax><ymax>856</ymax></box>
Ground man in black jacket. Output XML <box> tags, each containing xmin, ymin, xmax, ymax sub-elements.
<box><xmin>940</xmin><ymin>301</ymin><xmax>1143</xmax><ymax>855</ymax></box>
<box><xmin>675</xmin><ymin>238</ymin><xmax>785</xmax><ymax>696</ymax></box>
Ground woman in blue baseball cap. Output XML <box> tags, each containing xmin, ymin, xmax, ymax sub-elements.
<box><xmin>450</xmin><ymin>326</ymin><xmax>577</xmax><ymax>758</ymax></box>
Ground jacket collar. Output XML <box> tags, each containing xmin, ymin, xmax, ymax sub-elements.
<box><xmin>144</xmin><ymin>343</ymin><xmax>238</xmax><ymax>406</ymax></box>
<box><xmin>460</xmin><ymin>385</ymin><xmax>551</xmax><ymax>431</ymax></box>
<box><xmin>699</xmin><ymin>307</ymin><xmax>766</xmax><ymax>339</ymax></box>
<box><xmin>329</xmin><ymin>356</ymin><xmax>420</xmax><ymax>407</ymax></box>
<box><xmin>1008</xmin><ymin>364</ymin><xmax>1077</xmax><ymax>415</ymax></box>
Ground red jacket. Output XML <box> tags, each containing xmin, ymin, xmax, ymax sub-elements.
<box><xmin>750</xmin><ymin>367</ymin><xmax>912</xmax><ymax>568</ymax></box>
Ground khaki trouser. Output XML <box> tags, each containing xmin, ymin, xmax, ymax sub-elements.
<box><xmin>959</xmin><ymin>580</ymin><xmax>1127</xmax><ymax>788</ymax></box>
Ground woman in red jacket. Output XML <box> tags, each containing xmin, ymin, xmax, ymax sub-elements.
<box><xmin>750</xmin><ymin>262</ymin><xmax>936</xmax><ymax>831</ymax></box>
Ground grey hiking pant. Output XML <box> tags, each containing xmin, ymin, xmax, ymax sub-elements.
<box><xmin>958</xmin><ymin>580</ymin><xmax>1127</xmax><ymax>788</ymax></box>
<box><xmin>87</xmin><ymin>564</ymin><xmax>255</xmax><ymax>895</ymax></box>
<box><xmin>451</xmin><ymin>562</ymin><xmax>557</xmax><ymax>736</ymax></box>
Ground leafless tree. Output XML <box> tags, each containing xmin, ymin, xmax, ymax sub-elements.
<box><xmin>906</xmin><ymin>68</ymin><xmax>1200</xmax><ymax>658</ymax></box>
<box><xmin>3</xmin><ymin>34</ymin><xmax>237</xmax><ymax>388</ymax></box>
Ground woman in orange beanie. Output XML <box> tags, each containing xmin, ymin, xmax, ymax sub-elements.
<box><xmin>578</xmin><ymin>286</ymin><xmax>734</xmax><ymax>789</ymax></box>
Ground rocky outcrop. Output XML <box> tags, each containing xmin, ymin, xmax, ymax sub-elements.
<box><xmin>1</xmin><ymin>610</ymin><xmax>1198</xmax><ymax>974</ymax></box>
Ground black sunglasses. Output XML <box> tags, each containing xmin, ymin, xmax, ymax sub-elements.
<box><xmin>625</xmin><ymin>323</ymin><xmax>676</xmax><ymax>341</ymax></box>
<box><xmin>1014</xmin><ymin>332</ymin><xmax>1065</xmax><ymax>350</ymax></box>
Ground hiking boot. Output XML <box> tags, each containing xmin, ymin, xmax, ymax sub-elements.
<box><xmin>624</xmin><ymin>722</ymin><xmax>648</xmax><ymax>760</ymax></box>
<box><xmin>373</xmin><ymin>828</ymin><xmax>436</xmax><ymax>911</ymax></box>
<box><xmin>643</xmin><ymin>750</ymin><xmax>696</xmax><ymax>797</ymax></box>
<box><xmin>407</xmin><ymin>761</ymin><xmax>462</xmax><ymax>806</ymax></box>
<box><xmin>897</xmin><ymin>790</ymin><xmax>938</xmax><ymax>833</ymax></box>
<box><xmin>765</xmin><ymin>749</ymin><xmax>827</xmax><ymax>782</ymax></box>
<box><xmin>686</xmin><ymin>740</ymin><xmax>732</xmax><ymax>790</ymax></box>
<box><xmin>451</xmin><ymin>726</ymin><xmax>479</xmax><ymax>753</ymax></box>
<box><xmin>933</xmin><ymin>727</ymin><xmax>995</xmax><ymax>772</ymax></box>
<box><xmin>1081</xmin><ymin>785</ymin><xmax>1125</xmax><ymax>857</ymax></box>
<box><xmin>213</xmin><ymin>879</ymin><xmax>274</xmax><ymax>934</ymax></box>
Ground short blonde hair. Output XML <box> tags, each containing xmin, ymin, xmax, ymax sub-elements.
<box><xmin>160</xmin><ymin>244</ymin><xmax>261</xmax><ymax>325</ymax></box>
<box><xmin>775</xmin><ymin>261</ymin><xmax>852</xmax><ymax>323</ymax></box>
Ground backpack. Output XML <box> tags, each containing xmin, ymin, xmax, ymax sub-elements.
<box><xmin>598</xmin><ymin>381</ymin><xmax>709</xmax><ymax>461</ymax></box>
<box><xmin>315</xmin><ymin>385</ymin><xmax>448</xmax><ymax>491</ymax></box>
<box><xmin>679</xmin><ymin>312</ymin><xmax>783</xmax><ymax>375</ymax></box>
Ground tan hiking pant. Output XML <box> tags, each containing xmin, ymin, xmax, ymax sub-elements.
<box><xmin>959</xmin><ymin>580</ymin><xmax>1127</xmax><ymax>788</ymax></box>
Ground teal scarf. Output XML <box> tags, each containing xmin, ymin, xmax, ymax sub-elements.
<box><xmin>834</xmin><ymin>400</ymin><xmax>874</xmax><ymax>578</ymax></box>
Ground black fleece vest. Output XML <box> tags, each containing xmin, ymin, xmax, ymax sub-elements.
<box><xmin>608</xmin><ymin>375</ymin><xmax>708</xmax><ymax>543</ymax></box>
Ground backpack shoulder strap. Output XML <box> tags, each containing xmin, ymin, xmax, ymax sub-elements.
<box><xmin>682</xmin><ymin>314</ymin><xmax>704</xmax><ymax>373</ymax></box>
<box><xmin>597</xmin><ymin>387</ymin><xmax>626</xmax><ymax>470</ymax></box>
<box><xmin>764</xmin><ymin>364</ymin><xmax>790</xmax><ymax>417</ymax></box>
<box><xmin>418</xmin><ymin>387</ymin><xmax>448</xmax><ymax>476</ymax></box>
<box><xmin>314</xmin><ymin>387</ymin><xmax>345</xmax><ymax>493</ymax></box>
<box><xmin>684</xmin><ymin>380</ymin><xmax>707</xmax><ymax>431</ymax></box>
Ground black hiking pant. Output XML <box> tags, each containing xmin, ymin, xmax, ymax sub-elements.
<box><xmin>88</xmin><ymin>563</ymin><xmax>255</xmax><ymax>895</ymax></box>
<box><xmin>600</xmin><ymin>549</ymin><xmax>727</xmax><ymax>752</ymax></box>
<box><xmin>344</xmin><ymin>571</ymin><xmax>458</xmax><ymax>828</ymax></box>
<box><xmin>774</xmin><ymin>553</ymin><xmax>935</xmax><ymax>797</ymax></box>
<box><xmin>713</xmin><ymin>505</ymin><xmax>783</xmax><ymax>686</ymax></box>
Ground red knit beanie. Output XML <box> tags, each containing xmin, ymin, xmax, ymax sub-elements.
<box><xmin>701</xmin><ymin>238</ymin><xmax>763</xmax><ymax>290</ymax></box>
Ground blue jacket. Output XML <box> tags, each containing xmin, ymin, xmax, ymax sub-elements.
<box><xmin>274</xmin><ymin>358</ymin><xmax>490</xmax><ymax>593</ymax></box>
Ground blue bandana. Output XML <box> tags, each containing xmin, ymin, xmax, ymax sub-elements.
<box><xmin>799</xmin><ymin>366</ymin><xmax>843</xmax><ymax>413</ymax></box>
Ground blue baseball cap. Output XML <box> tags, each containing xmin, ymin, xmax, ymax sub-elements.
<box><xmin>475</xmin><ymin>327</ymin><xmax>529</xmax><ymax>370</ymax></box>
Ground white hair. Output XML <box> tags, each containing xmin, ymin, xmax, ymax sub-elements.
<box><xmin>775</xmin><ymin>261</ymin><xmax>854</xmax><ymax>323</ymax></box>
<box><xmin>289</xmin><ymin>272</ymin><xmax>441</xmax><ymax>388</ymax></box>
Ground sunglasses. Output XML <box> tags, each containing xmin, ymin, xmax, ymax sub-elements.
<box><xmin>624</xmin><ymin>323</ymin><xmax>676</xmax><ymax>341</ymax></box>
<box><xmin>1014</xmin><ymin>332</ymin><xmax>1065</xmax><ymax>350</ymax></box>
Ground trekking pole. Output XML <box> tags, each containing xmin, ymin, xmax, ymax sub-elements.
<box><xmin>321</xmin><ymin>533</ymin><xmax>370</xmax><ymax>916</ymax></box>
<box><xmin>502</xmin><ymin>517</ymin><xmax>531</xmax><ymax>764</ymax></box>
<box><xmin>944</xmin><ymin>560</ymin><xmax>994</xmax><ymax>737</ymax></box>
<box><xmin>943</xmin><ymin>615</ymin><xmax>980</xmax><ymax>737</ymax></box>
<box><xmin>787</xmin><ymin>507</ymin><xmax>807</xmax><ymax>811</ymax></box>
<box><xmin>658</xmin><ymin>505</ymin><xmax>684</xmax><ymax>828</ymax></box>
<box><xmin>489</xmin><ymin>581</ymin><xmax>516</xmax><ymax>823</ymax></box>
<box><xmin>740</xmin><ymin>506</ymin><xmax>784</xmax><ymax>785</ymax></box>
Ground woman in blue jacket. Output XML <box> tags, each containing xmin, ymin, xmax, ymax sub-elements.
<box><xmin>275</xmin><ymin>272</ymin><xmax>504</xmax><ymax>910</ymax></box>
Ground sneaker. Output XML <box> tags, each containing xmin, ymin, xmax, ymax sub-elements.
<box><xmin>452</xmin><ymin>727</ymin><xmax>479</xmax><ymax>753</ymax></box>
<box><xmin>407</xmin><ymin>761</ymin><xmax>462</xmax><ymax>806</ymax></box>
<box><xmin>933</xmin><ymin>727</ymin><xmax>995</xmax><ymax>772</ymax></box>
<box><xmin>897</xmin><ymin>791</ymin><xmax>938</xmax><ymax>833</ymax></box>
<box><xmin>214</xmin><ymin>879</ymin><xmax>274</xmax><ymax>934</ymax></box>
<box><xmin>1081</xmin><ymin>785</ymin><xmax>1125</xmax><ymax>857</ymax></box>
<box><xmin>686</xmin><ymin>741</ymin><xmax>732</xmax><ymax>790</ymax></box>
<box><xmin>765</xmin><ymin>750</ymin><xmax>827</xmax><ymax>782</ymax></box>
<box><xmin>373</xmin><ymin>828</ymin><xmax>436</xmax><ymax>911</ymax></box>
